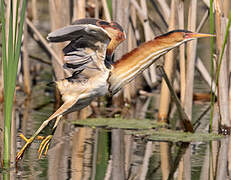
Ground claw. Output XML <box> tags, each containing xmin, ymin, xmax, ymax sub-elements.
<box><xmin>38</xmin><ymin>135</ymin><xmax>52</xmax><ymax>159</ymax></box>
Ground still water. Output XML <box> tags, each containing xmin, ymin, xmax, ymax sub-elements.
<box><xmin>0</xmin><ymin>74</ymin><xmax>230</xmax><ymax>180</ymax></box>
<box><xmin>1</xmin><ymin>98</ymin><xmax>229</xmax><ymax>180</ymax></box>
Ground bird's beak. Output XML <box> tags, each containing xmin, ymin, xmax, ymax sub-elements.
<box><xmin>185</xmin><ymin>32</ymin><xmax>215</xmax><ymax>39</ymax></box>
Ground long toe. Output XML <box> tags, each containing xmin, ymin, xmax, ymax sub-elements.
<box><xmin>38</xmin><ymin>135</ymin><xmax>53</xmax><ymax>159</ymax></box>
<box><xmin>16</xmin><ymin>137</ymin><xmax>35</xmax><ymax>162</ymax></box>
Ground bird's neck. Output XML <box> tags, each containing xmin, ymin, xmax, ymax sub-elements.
<box><xmin>108</xmin><ymin>38</ymin><xmax>182</xmax><ymax>94</ymax></box>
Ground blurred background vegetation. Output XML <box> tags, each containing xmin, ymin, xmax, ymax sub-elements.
<box><xmin>1</xmin><ymin>0</ymin><xmax>231</xmax><ymax>179</ymax></box>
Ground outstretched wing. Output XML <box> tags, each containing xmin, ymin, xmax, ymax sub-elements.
<box><xmin>47</xmin><ymin>24</ymin><xmax>111</xmax><ymax>74</ymax></box>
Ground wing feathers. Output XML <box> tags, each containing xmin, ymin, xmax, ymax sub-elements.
<box><xmin>47</xmin><ymin>23</ymin><xmax>112</xmax><ymax>78</ymax></box>
<box><xmin>47</xmin><ymin>24</ymin><xmax>111</xmax><ymax>43</ymax></box>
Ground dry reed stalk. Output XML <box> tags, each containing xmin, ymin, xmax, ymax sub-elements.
<box><xmin>160</xmin><ymin>142</ymin><xmax>170</xmax><ymax>180</ymax></box>
<box><xmin>130</xmin><ymin>0</ymin><xmax>146</xmax><ymax>20</ymax></box>
<box><xmin>178</xmin><ymin>0</ymin><xmax>186</xmax><ymax>104</ymax></box>
<box><xmin>124</xmin><ymin>134</ymin><xmax>132</xmax><ymax>178</ymax></box>
<box><xmin>139</xmin><ymin>141</ymin><xmax>153</xmax><ymax>180</ymax></box>
<box><xmin>73</xmin><ymin>0</ymin><xmax>86</xmax><ymax>20</ymax></box>
<box><xmin>184</xmin><ymin>0</ymin><xmax>197</xmax><ymax>119</ymax></box>
<box><xmin>110</xmin><ymin>1</ymin><xmax>129</xmax><ymax>179</ymax></box>
<box><xmin>26</xmin><ymin>18</ymin><xmax>69</xmax><ymax>76</ymax></box>
<box><xmin>196</xmin><ymin>57</ymin><xmax>217</xmax><ymax>95</ymax></box>
<box><xmin>202</xmin><ymin>0</ymin><xmax>210</xmax><ymax>8</ymax></box>
<box><xmin>209</xmin><ymin>103</ymin><xmax>219</xmax><ymax>179</ymax></box>
<box><xmin>216</xmin><ymin>138</ymin><xmax>229</xmax><ymax>179</ymax></box>
<box><xmin>49</xmin><ymin>0</ymin><xmax>70</xmax><ymax>80</ymax></box>
<box><xmin>196</xmin><ymin>10</ymin><xmax>209</xmax><ymax>32</ymax></box>
<box><xmin>157</xmin><ymin>1</ymin><xmax>177</xmax><ymax>179</ymax></box>
<box><xmin>224</xmin><ymin>1</ymin><xmax>231</xmax><ymax>17</ymax></box>
<box><xmin>71</xmin><ymin>128</ymin><xmax>92</xmax><ymax>179</ymax></box>
<box><xmin>182</xmin><ymin>1</ymin><xmax>198</xmax><ymax>179</ymax></box>
<box><xmin>178</xmin><ymin>160</ymin><xmax>184</xmax><ymax>180</ymax></box>
<box><xmin>156</xmin><ymin>0</ymin><xmax>170</xmax><ymax>22</ymax></box>
<box><xmin>94</xmin><ymin>0</ymin><xmax>99</xmax><ymax>18</ymax></box>
<box><xmin>22</xmin><ymin>16</ymin><xmax>31</xmax><ymax>95</ymax></box>
<box><xmin>229</xmin><ymin>134</ymin><xmax>231</xmax><ymax>175</ymax></box>
<box><xmin>215</xmin><ymin>0</ymin><xmax>230</xmax><ymax>126</ymax></box>
<box><xmin>158</xmin><ymin>0</ymin><xmax>177</xmax><ymax>121</ymax></box>
<box><xmin>101</xmin><ymin>0</ymin><xmax>111</xmax><ymax>22</ymax></box>
<box><xmin>31</xmin><ymin>0</ymin><xmax>38</xmax><ymax>24</ymax></box>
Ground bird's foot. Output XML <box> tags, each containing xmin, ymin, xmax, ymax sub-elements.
<box><xmin>16</xmin><ymin>134</ymin><xmax>35</xmax><ymax>162</ymax></box>
<box><xmin>38</xmin><ymin>135</ymin><xmax>53</xmax><ymax>159</ymax></box>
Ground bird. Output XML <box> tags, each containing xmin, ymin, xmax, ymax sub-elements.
<box><xmin>16</xmin><ymin>18</ymin><xmax>214</xmax><ymax>162</ymax></box>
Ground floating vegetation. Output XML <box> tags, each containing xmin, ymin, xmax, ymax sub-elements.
<box><xmin>72</xmin><ymin>118</ymin><xmax>224</xmax><ymax>142</ymax></box>
<box><xmin>132</xmin><ymin>129</ymin><xmax>224</xmax><ymax>142</ymax></box>
<box><xmin>72</xmin><ymin>118</ymin><xmax>168</xmax><ymax>130</ymax></box>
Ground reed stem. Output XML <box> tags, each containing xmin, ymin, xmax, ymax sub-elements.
<box><xmin>1</xmin><ymin>0</ymin><xmax>26</xmax><ymax>168</ymax></box>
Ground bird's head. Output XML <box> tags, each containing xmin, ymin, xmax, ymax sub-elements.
<box><xmin>97</xmin><ymin>20</ymin><xmax>126</xmax><ymax>55</ymax></box>
<box><xmin>155</xmin><ymin>30</ymin><xmax>215</xmax><ymax>48</ymax></box>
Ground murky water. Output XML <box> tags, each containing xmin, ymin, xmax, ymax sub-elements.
<box><xmin>0</xmin><ymin>74</ymin><xmax>229</xmax><ymax>180</ymax></box>
<box><xmin>1</xmin><ymin>96</ymin><xmax>229</xmax><ymax>180</ymax></box>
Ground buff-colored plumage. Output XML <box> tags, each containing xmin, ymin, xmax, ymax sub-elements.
<box><xmin>16</xmin><ymin>19</ymin><xmax>214</xmax><ymax>162</ymax></box>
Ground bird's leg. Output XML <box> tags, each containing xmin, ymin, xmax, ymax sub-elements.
<box><xmin>16</xmin><ymin>97</ymin><xmax>80</xmax><ymax>162</ymax></box>
<box><xmin>38</xmin><ymin>115</ymin><xmax>63</xmax><ymax>158</ymax></box>
<box><xmin>16</xmin><ymin>116</ymin><xmax>57</xmax><ymax>162</ymax></box>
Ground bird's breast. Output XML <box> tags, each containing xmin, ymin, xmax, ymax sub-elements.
<box><xmin>56</xmin><ymin>70</ymin><xmax>110</xmax><ymax>104</ymax></box>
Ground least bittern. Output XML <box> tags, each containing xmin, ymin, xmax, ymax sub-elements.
<box><xmin>16</xmin><ymin>18</ymin><xmax>214</xmax><ymax>162</ymax></box>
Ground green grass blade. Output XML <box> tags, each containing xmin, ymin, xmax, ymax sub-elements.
<box><xmin>3</xmin><ymin>0</ymin><xmax>14</xmax><ymax>168</ymax></box>
<box><xmin>15</xmin><ymin>0</ymin><xmax>26</xmax><ymax>64</ymax></box>
<box><xmin>1</xmin><ymin>0</ymin><xmax>7</xmax><ymax>86</ymax></box>
<box><xmin>2</xmin><ymin>0</ymin><xmax>27</xmax><ymax>168</ymax></box>
<box><xmin>107</xmin><ymin>0</ymin><xmax>112</xmax><ymax>18</ymax></box>
<box><xmin>215</xmin><ymin>11</ymin><xmax>231</xmax><ymax>85</ymax></box>
<box><xmin>13</xmin><ymin>0</ymin><xmax>21</xmax><ymax>53</ymax></box>
<box><xmin>209</xmin><ymin>0</ymin><xmax>215</xmax><ymax>132</ymax></box>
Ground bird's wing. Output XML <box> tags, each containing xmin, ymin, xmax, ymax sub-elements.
<box><xmin>47</xmin><ymin>24</ymin><xmax>111</xmax><ymax>74</ymax></box>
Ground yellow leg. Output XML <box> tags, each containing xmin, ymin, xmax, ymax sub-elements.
<box><xmin>37</xmin><ymin>115</ymin><xmax>63</xmax><ymax>158</ymax></box>
<box><xmin>16</xmin><ymin>115</ymin><xmax>58</xmax><ymax>162</ymax></box>
<box><xmin>17</xmin><ymin>98</ymin><xmax>79</xmax><ymax>162</ymax></box>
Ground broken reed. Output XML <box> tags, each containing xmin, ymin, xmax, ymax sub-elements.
<box><xmin>1</xmin><ymin>0</ymin><xmax>26</xmax><ymax>168</ymax></box>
